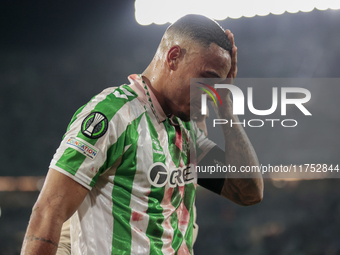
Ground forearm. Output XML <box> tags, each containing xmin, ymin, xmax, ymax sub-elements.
<box><xmin>21</xmin><ymin>206</ymin><xmax>64</xmax><ymax>255</ymax></box>
<box><xmin>218</xmin><ymin>98</ymin><xmax>263</xmax><ymax>205</ymax></box>
<box><xmin>21</xmin><ymin>169</ymin><xmax>88</xmax><ymax>255</ymax></box>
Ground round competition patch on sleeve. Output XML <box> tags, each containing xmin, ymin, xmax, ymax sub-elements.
<box><xmin>81</xmin><ymin>112</ymin><xmax>108</xmax><ymax>139</ymax></box>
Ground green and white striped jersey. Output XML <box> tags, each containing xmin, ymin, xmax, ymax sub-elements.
<box><xmin>50</xmin><ymin>74</ymin><xmax>215</xmax><ymax>255</ymax></box>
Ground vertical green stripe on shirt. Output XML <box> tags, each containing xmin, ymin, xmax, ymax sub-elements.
<box><xmin>145</xmin><ymin>113</ymin><xmax>166</xmax><ymax>254</ymax></box>
<box><xmin>170</xmin><ymin>186</ymin><xmax>183</xmax><ymax>252</ymax></box>
<box><xmin>146</xmin><ymin>185</ymin><xmax>166</xmax><ymax>255</ymax></box>
<box><xmin>163</xmin><ymin>118</ymin><xmax>180</xmax><ymax>168</ymax></box>
<box><xmin>91</xmin><ymin>128</ymin><xmax>128</xmax><ymax>186</ymax></box>
<box><xmin>111</xmin><ymin>114</ymin><xmax>143</xmax><ymax>255</ymax></box>
<box><xmin>181</xmin><ymin>120</ymin><xmax>195</xmax><ymax>254</ymax></box>
<box><xmin>163</xmin><ymin>118</ymin><xmax>184</xmax><ymax>252</ymax></box>
<box><xmin>183</xmin><ymin>183</ymin><xmax>195</xmax><ymax>253</ymax></box>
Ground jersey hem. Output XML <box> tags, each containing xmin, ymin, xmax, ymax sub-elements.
<box><xmin>50</xmin><ymin>162</ymin><xmax>93</xmax><ymax>190</ymax></box>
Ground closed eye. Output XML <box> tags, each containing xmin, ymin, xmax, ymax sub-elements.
<box><xmin>205</xmin><ymin>71</ymin><xmax>221</xmax><ymax>78</ymax></box>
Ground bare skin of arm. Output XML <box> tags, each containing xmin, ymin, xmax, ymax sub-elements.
<box><xmin>21</xmin><ymin>168</ymin><xmax>88</xmax><ymax>255</ymax></box>
<box><xmin>219</xmin><ymin>98</ymin><xmax>263</xmax><ymax>206</ymax></box>
<box><xmin>218</xmin><ymin>30</ymin><xmax>263</xmax><ymax>206</ymax></box>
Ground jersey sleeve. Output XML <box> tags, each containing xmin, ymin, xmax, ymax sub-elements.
<box><xmin>191</xmin><ymin>121</ymin><xmax>216</xmax><ymax>163</ymax></box>
<box><xmin>57</xmin><ymin>219</ymin><xmax>71</xmax><ymax>255</ymax></box>
<box><xmin>49</xmin><ymin>86</ymin><xmax>136</xmax><ymax>190</ymax></box>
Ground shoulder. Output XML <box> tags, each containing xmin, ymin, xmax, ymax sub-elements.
<box><xmin>87</xmin><ymin>85</ymin><xmax>138</xmax><ymax>114</ymax></box>
<box><xmin>64</xmin><ymin>85</ymin><xmax>141</xmax><ymax>138</ymax></box>
<box><xmin>77</xmin><ymin>85</ymin><xmax>139</xmax><ymax>122</ymax></box>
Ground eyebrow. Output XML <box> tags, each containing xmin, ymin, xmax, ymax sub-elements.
<box><xmin>205</xmin><ymin>71</ymin><xmax>221</xmax><ymax>78</ymax></box>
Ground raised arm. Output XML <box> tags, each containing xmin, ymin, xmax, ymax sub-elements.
<box><xmin>21</xmin><ymin>168</ymin><xmax>88</xmax><ymax>255</ymax></box>
<box><xmin>218</xmin><ymin>102</ymin><xmax>263</xmax><ymax>206</ymax></box>
<box><xmin>218</xmin><ymin>30</ymin><xmax>263</xmax><ymax>206</ymax></box>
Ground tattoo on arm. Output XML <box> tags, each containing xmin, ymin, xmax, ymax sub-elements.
<box><xmin>232</xmin><ymin>126</ymin><xmax>258</xmax><ymax>165</ymax></box>
<box><xmin>220</xmin><ymin>113</ymin><xmax>262</xmax><ymax>204</ymax></box>
<box><xmin>25</xmin><ymin>235</ymin><xmax>58</xmax><ymax>248</ymax></box>
<box><xmin>221</xmin><ymin>178</ymin><xmax>258</xmax><ymax>206</ymax></box>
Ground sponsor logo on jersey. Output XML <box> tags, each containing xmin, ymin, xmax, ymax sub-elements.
<box><xmin>66</xmin><ymin>137</ymin><xmax>99</xmax><ymax>160</ymax></box>
<box><xmin>147</xmin><ymin>162</ymin><xmax>196</xmax><ymax>188</ymax></box>
<box><xmin>81</xmin><ymin>112</ymin><xmax>108</xmax><ymax>139</ymax></box>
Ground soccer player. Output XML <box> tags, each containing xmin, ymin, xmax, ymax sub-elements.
<box><xmin>55</xmin><ymin>112</ymin><xmax>209</xmax><ymax>255</ymax></box>
<box><xmin>21</xmin><ymin>14</ymin><xmax>263</xmax><ymax>255</ymax></box>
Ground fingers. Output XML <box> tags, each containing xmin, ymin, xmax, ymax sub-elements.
<box><xmin>230</xmin><ymin>45</ymin><xmax>238</xmax><ymax>79</ymax></box>
<box><xmin>225</xmin><ymin>29</ymin><xmax>235</xmax><ymax>46</ymax></box>
<box><xmin>225</xmin><ymin>29</ymin><xmax>238</xmax><ymax>79</ymax></box>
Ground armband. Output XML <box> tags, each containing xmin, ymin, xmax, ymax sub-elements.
<box><xmin>197</xmin><ymin>145</ymin><xmax>226</xmax><ymax>194</ymax></box>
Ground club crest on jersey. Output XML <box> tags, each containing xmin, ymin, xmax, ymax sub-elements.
<box><xmin>147</xmin><ymin>162</ymin><xmax>196</xmax><ymax>188</ymax></box>
<box><xmin>81</xmin><ymin>112</ymin><xmax>108</xmax><ymax>139</ymax></box>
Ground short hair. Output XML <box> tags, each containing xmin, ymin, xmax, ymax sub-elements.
<box><xmin>166</xmin><ymin>14</ymin><xmax>232</xmax><ymax>55</ymax></box>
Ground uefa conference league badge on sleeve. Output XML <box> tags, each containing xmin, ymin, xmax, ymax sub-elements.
<box><xmin>81</xmin><ymin>112</ymin><xmax>109</xmax><ymax>139</ymax></box>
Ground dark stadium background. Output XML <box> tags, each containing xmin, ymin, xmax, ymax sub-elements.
<box><xmin>1</xmin><ymin>1</ymin><xmax>340</xmax><ymax>254</ymax></box>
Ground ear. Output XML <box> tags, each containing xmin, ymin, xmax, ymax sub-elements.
<box><xmin>166</xmin><ymin>45</ymin><xmax>181</xmax><ymax>71</ymax></box>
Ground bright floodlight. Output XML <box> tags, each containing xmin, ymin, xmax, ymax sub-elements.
<box><xmin>135</xmin><ymin>0</ymin><xmax>340</xmax><ymax>25</ymax></box>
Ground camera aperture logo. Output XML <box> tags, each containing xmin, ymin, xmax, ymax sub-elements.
<box><xmin>197</xmin><ymin>82</ymin><xmax>222</xmax><ymax>115</ymax></box>
<box><xmin>197</xmin><ymin>82</ymin><xmax>312</xmax><ymax>128</ymax></box>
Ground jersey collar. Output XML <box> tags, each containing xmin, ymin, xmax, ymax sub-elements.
<box><xmin>128</xmin><ymin>74</ymin><xmax>167</xmax><ymax>124</ymax></box>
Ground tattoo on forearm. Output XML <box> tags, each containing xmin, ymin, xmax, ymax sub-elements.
<box><xmin>222</xmin><ymin>178</ymin><xmax>259</xmax><ymax>206</ymax></box>
<box><xmin>25</xmin><ymin>235</ymin><xmax>58</xmax><ymax>247</ymax></box>
<box><xmin>228</xmin><ymin>122</ymin><xmax>259</xmax><ymax>167</ymax></box>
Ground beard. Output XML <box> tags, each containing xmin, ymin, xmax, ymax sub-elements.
<box><xmin>176</xmin><ymin>111</ymin><xmax>191</xmax><ymax>122</ymax></box>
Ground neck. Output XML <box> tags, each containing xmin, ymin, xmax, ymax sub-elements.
<box><xmin>142</xmin><ymin>66</ymin><xmax>172</xmax><ymax>116</ymax></box>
